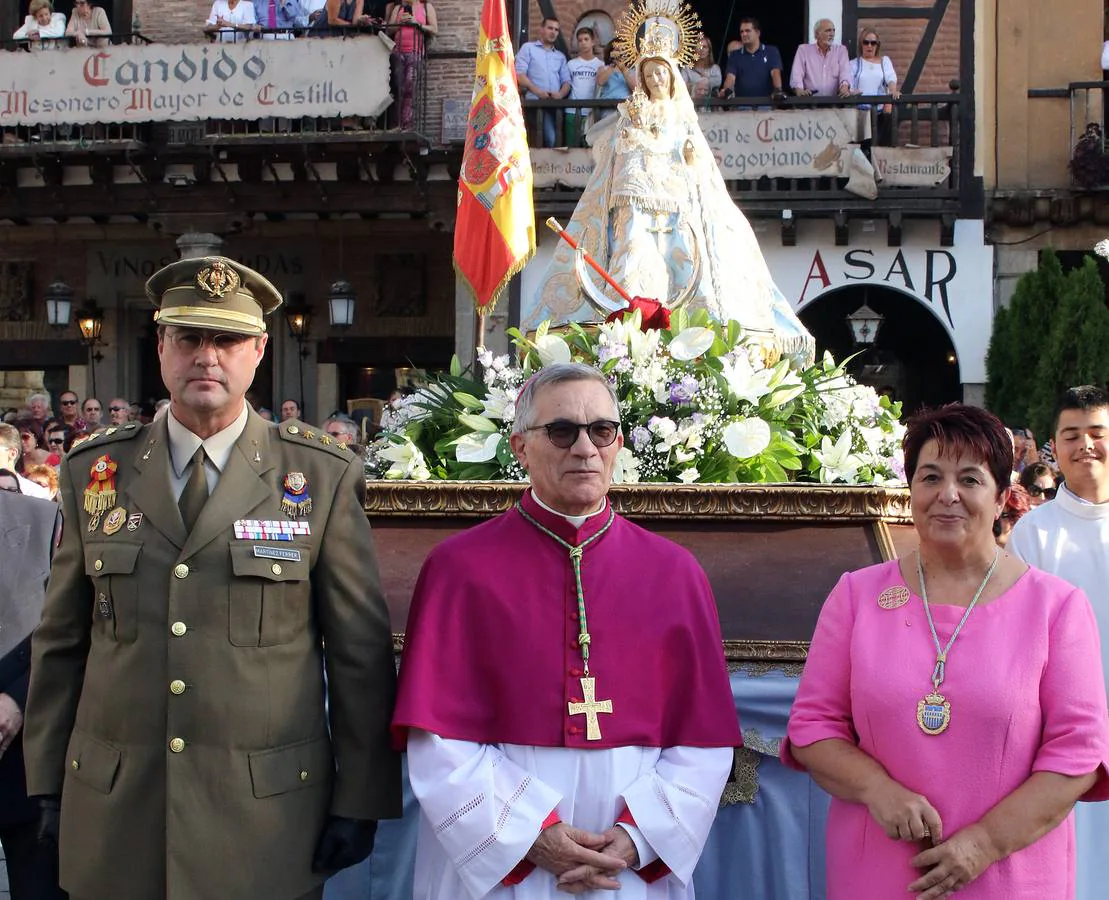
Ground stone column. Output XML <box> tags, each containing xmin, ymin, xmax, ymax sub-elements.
<box><xmin>176</xmin><ymin>233</ymin><xmax>225</xmax><ymax>260</ymax></box>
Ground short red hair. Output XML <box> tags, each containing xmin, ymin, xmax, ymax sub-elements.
<box><xmin>903</xmin><ymin>404</ymin><xmax>1013</xmax><ymax>493</ymax></box>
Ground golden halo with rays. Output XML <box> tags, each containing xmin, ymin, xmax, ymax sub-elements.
<box><xmin>612</xmin><ymin>0</ymin><xmax>702</xmax><ymax>70</ymax></box>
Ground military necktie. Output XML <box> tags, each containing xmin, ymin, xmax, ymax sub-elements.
<box><xmin>178</xmin><ymin>446</ymin><xmax>209</xmax><ymax>532</ymax></box>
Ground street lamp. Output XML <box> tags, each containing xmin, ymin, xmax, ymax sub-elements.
<box><xmin>846</xmin><ymin>302</ymin><xmax>884</xmax><ymax>346</ymax></box>
<box><xmin>44</xmin><ymin>280</ymin><xmax>74</xmax><ymax>330</ymax></box>
<box><xmin>328</xmin><ymin>279</ymin><xmax>356</xmax><ymax>330</ymax></box>
<box><xmin>75</xmin><ymin>301</ymin><xmax>105</xmax><ymax>398</ymax></box>
<box><xmin>284</xmin><ymin>295</ymin><xmax>313</xmax><ymax>414</ymax></box>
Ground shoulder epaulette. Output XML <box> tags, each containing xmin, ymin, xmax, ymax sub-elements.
<box><xmin>278</xmin><ymin>420</ymin><xmax>354</xmax><ymax>459</ymax></box>
<box><xmin>68</xmin><ymin>421</ymin><xmax>145</xmax><ymax>456</ymax></box>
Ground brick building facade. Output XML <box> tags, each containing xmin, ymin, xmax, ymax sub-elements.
<box><xmin>0</xmin><ymin>0</ymin><xmax>991</xmax><ymax>420</ymax></box>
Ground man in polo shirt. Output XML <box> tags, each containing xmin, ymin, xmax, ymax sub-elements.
<box><xmin>718</xmin><ymin>18</ymin><xmax>783</xmax><ymax>103</ymax></box>
<box><xmin>515</xmin><ymin>17</ymin><xmax>571</xmax><ymax>148</ymax></box>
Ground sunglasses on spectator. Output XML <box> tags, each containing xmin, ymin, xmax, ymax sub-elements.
<box><xmin>20</xmin><ymin>432</ymin><xmax>34</xmax><ymax>441</ymax></box>
<box><xmin>60</xmin><ymin>399</ymin><xmax>78</xmax><ymax>405</ymax></box>
<box><xmin>525</xmin><ymin>419</ymin><xmax>621</xmax><ymax>449</ymax></box>
<box><xmin>862</xmin><ymin>39</ymin><xmax>879</xmax><ymax>46</ymax></box>
<box><xmin>48</xmin><ymin>437</ymin><xmax>65</xmax><ymax>446</ymax></box>
<box><xmin>1027</xmin><ymin>485</ymin><xmax>1057</xmax><ymax>499</ymax></box>
<box><xmin>109</xmin><ymin>405</ymin><xmax>127</xmax><ymax>412</ymax></box>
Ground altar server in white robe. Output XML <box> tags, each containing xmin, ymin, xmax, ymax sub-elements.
<box><xmin>1009</xmin><ymin>384</ymin><xmax>1109</xmax><ymax>900</ymax></box>
<box><xmin>391</xmin><ymin>364</ymin><xmax>740</xmax><ymax>898</ymax></box>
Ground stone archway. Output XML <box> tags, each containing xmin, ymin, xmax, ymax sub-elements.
<box><xmin>797</xmin><ymin>283</ymin><xmax>961</xmax><ymax>412</ymax></box>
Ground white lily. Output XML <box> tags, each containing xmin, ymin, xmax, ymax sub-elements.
<box><xmin>612</xmin><ymin>447</ymin><xmax>641</xmax><ymax>484</ymax></box>
<box><xmin>669</xmin><ymin>326</ymin><xmax>715</xmax><ymax>361</ymax></box>
<box><xmin>814</xmin><ymin>430</ymin><xmax>864</xmax><ymax>484</ymax></box>
<box><xmin>721</xmin><ymin>354</ymin><xmax>774</xmax><ymax>405</ymax></box>
<box><xmin>455</xmin><ymin>431</ymin><xmax>502</xmax><ymax>463</ymax></box>
<box><xmin>722</xmin><ymin>417</ymin><xmax>772</xmax><ymax>459</ymax></box>
<box><xmin>481</xmin><ymin>386</ymin><xmax>516</xmax><ymax>422</ymax></box>
<box><xmin>678</xmin><ymin>467</ymin><xmax>700</xmax><ymax>484</ymax></box>
<box><xmin>536</xmin><ymin>333</ymin><xmax>572</xmax><ymax>366</ymax></box>
<box><xmin>378</xmin><ymin>438</ymin><xmax>431</xmax><ymax>480</ymax></box>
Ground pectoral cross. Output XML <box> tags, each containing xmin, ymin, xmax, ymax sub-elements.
<box><xmin>568</xmin><ymin>676</ymin><xmax>613</xmax><ymax>741</ymax></box>
<box><xmin>646</xmin><ymin>213</ymin><xmax>673</xmax><ymax>252</ymax></box>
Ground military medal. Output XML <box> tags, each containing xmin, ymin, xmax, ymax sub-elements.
<box><xmin>84</xmin><ymin>454</ymin><xmax>119</xmax><ymax>532</ymax></box>
<box><xmin>280</xmin><ymin>472</ymin><xmax>312</xmax><ymax>518</ymax></box>
<box><xmin>915</xmin><ymin>549</ymin><xmax>1000</xmax><ymax>736</ymax></box>
<box><xmin>517</xmin><ymin>501</ymin><xmax>616</xmax><ymax>742</ymax></box>
<box><xmin>127</xmin><ymin>513</ymin><xmax>144</xmax><ymax>532</ymax></box>
<box><xmin>877</xmin><ymin>586</ymin><xmax>909</xmax><ymax>610</ymax></box>
<box><xmin>102</xmin><ymin>507</ymin><xmax>127</xmax><ymax>536</ymax></box>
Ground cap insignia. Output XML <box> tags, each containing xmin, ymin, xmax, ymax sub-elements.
<box><xmin>196</xmin><ymin>260</ymin><xmax>241</xmax><ymax>300</ymax></box>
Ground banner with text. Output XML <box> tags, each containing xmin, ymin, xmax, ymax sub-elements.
<box><xmin>533</xmin><ymin>109</ymin><xmax>950</xmax><ymax>188</ymax></box>
<box><xmin>0</xmin><ymin>37</ymin><xmax>392</xmax><ymax>125</ymax></box>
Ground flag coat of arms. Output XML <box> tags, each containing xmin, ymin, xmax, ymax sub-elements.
<box><xmin>453</xmin><ymin>0</ymin><xmax>535</xmax><ymax>311</ymax></box>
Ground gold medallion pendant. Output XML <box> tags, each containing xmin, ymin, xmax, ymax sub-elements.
<box><xmin>917</xmin><ymin>691</ymin><xmax>951</xmax><ymax>735</ymax></box>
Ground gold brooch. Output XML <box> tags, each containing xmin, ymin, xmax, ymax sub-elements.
<box><xmin>196</xmin><ymin>260</ymin><xmax>241</xmax><ymax>299</ymax></box>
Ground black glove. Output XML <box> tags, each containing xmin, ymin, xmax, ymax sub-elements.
<box><xmin>36</xmin><ymin>795</ymin><xmax>61</xmax><ymax>848</ymax></box>
<box><xmin>311</xmin><ymin>816</ymin><xmax>378</xmax><ymax>873</ymax></box>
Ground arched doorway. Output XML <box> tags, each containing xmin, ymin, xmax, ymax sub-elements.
<box><xmin>798</xmin><ymin>285</ymin><xmax>961</xmax><ymax>413</ymax></box>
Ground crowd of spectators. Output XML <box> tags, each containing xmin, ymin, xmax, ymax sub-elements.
<box><xmin>520</xmin><ymin>15</ymin><xmax>904</xmax><ymax>150</ymax></box>
<box><xmin>0</xmin><ymin>389</ymin><xmax>382</xmax><ymax>500</ymax></box>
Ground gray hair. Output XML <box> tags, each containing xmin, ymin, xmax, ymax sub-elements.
<box><xmin>512</xmin><ymin>363</ymin><xmax>619</xmax><ymax>434</ymax></box>
<box><xmin>26</xmin><ymin>392</ymin><xmax>49</xmax><ymax>407</ymax></box>
<box><xmin>324</xmin><ymin>416</ymin><xmax>358</xmax><ymax>439</ymax></box>
<box><xmin>813</xmin><ymin>18</ymin><xmax>834</xmax><ymax>37</ymax></box>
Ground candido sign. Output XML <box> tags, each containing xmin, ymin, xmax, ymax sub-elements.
<box><xmin>0</xmin><ymin>38</ymin><xmax>391</xmax><ymax>125</ymax></box>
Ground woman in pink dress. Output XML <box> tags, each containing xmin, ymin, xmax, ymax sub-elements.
<box><xmin>784</xmin><ymin>403</ymin><xmax>1109</xmax><ymax>899</ymax></box>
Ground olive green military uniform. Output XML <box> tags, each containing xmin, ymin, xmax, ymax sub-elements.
<box><xmin>22</xmin><ymin>257</ymin><xmax>401</xmax><ymax>900</ymax></box>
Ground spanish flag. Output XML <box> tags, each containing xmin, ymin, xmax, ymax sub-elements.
<box><xmin>453</xmin><ymin>0</ymin><xmax>535</xmax><ymax>311</ymax></box>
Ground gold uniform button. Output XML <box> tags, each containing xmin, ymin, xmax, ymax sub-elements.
<box><xmin>271</xmin><ymin>563</ymin><xmax>283</xmax><ymax>576</ymax></box>
<box><xmin>287</xmin><ymin>425</ymin><xmax>300</xmax><ymax>434</ymax></box>
<box><xmin>170</xmin><ymin>679</ymin><xmax>186</xmax><ymax>695</ymax></box>
<box><xmin>174</xmin><ymin>563</ymin><xmax>190</xmax><ymax>579</ymax></box>
<box><xmin>94</xmin><ymin>559</ymin><xmax>104</xmax><ymax>572</ymax></box>
<box><xmin>299</xmin><ymin>770</ymin><xmax>309</xmax><ymax>781</ymax></box>
<box><xmin>71</xmin><ymin>760</ymin><xmax>80</xmax><ymax>770</ymax></box>
<box><xmin>169</xmin><ymin>738</ymin><xmax>185</xmax><ymax>753</ymax></box>
<box><xmin>171</xmin><ymin>622</ymin><xmax>187</xmax><ymax>637</ymax></box>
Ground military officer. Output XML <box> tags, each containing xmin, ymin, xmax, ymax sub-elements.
<box><xmin>22</xmin><ymin>257</ymin><xmax>401</xmax><ymax>900</ymax></box>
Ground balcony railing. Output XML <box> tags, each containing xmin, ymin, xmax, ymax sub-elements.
<box><xmin>2</xmin><ymin>31</ymin><xmax>151</xmax><ymax>50</ymax></box>
<box><xmin>523</xmin><ymin>88</ymin><xmax>966</xmax><ymax>213</ymax></box>
<box><xmin>1066</xmin><ymin>81</ymin><xmax>1109</xmax><ymax>190</ymax></box>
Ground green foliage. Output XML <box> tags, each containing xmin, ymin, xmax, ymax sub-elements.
<box><xmin>1026</xmin><ymin>257</ymin><xmax>1109</xmax><ymax>439</ymax></box>
<box><xmin>987</xmin><ymin>250</ymin><xmax>1109</xmax><ymax>441</ymax></box>
<box><xmin>986</xmin><ymin>249</ymin><xmax>1066</xmax><ymax>427</ymax></box>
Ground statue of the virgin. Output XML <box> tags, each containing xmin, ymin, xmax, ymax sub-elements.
<box><xmin>530</xmin><ymin>0</ymin><xmax>815</xmax><ymax>361</ymax></box>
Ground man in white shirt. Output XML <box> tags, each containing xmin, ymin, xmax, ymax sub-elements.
<box><xmin>565</xmin><ymin>27</ymin><xmax>603</xmax><ymax>147</ymax></box>
<box><xmin>204</xmin><ymin>0</ymin><xmax>257</xmax><ymax>42</ymax></box>
<box><xmin>1008</xmin><ymin>384</ymin><xmax>1109</xmax><ymax>900</ymax></box>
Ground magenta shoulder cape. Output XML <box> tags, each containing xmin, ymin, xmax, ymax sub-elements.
<box><xmin>392</xmin><ymin>490</ymin><xmax>741</xmax><ymax>750</ymax></box>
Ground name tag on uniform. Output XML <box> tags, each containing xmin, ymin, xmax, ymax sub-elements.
<box><xmin>253</xmin><ymin>546</ymin><xmax>303</xmax><ymax>562</ymax></box>
<box><xmin>234</xmin><ymin>519</ymin><xmax>311</xmax><ymax>540</ymax></box>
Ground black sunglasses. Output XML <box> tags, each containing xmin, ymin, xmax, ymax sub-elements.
<box><xmin>60</xmin><ymin>399</ymin><xmax>78</xmax><ymax>405</ymax></box>
<box><xmin>1028</xmin><ymin>485</ymin><xmax>1057</xmax><ymax>500</ymax></box>
<box><xmin>48</xmin><ymin>437</ymin><xmax>65</xmax><ymax>445</ymax></box>
<box><xmin>862</xmin><ymin>39</ymin><xmax>879</xmax><ymax>46</ymax></box>
<box><xmin>525</xmin><ymin>419</ymin><xmax>620</xmax><ymax>449</ymax></box>
<box><xmin>109</xmin><ymin>405</ymin><xmax>127</xmax><ymax>412</ymax></box>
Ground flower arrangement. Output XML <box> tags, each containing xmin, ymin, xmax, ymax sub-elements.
<box><xmin>368</xmin><ymin>309</ymin><xmax>905</xmax><ymax>486</ymax></box>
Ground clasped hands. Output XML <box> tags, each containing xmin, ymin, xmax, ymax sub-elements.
<box><xmin>526</xmin><ymin>822</ymin><xmax>639</xmax><ymax>894</ymax></box>
<box><xmin>865</xmin><ymin>779</ymin><xmax>997</xmax><ymax>899</ymax></box>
